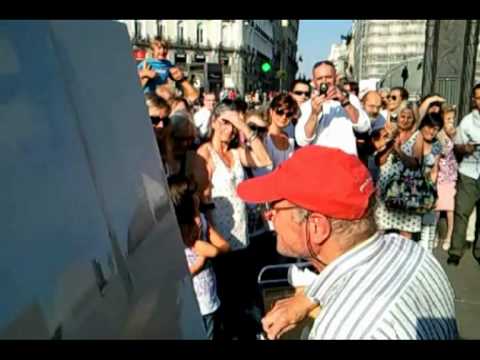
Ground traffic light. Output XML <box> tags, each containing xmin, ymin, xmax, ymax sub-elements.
<box><xmin>261</xmin><ymin>62</ymin><xmax>272</xmax><ymax>73</ymax></box>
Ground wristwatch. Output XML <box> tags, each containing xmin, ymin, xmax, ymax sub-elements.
<box><xmin>341</xmin><ymin>99</ymin><xmax>351</xmax><ymax>107</ymax></box>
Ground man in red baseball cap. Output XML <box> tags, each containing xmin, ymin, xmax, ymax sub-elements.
<box><xmin>237</xmin><ymin>145</ymin><xmax>376</xmax><ymax>266</ymax></box>
<box><xmin>237</xmin><ymin>145</ymin><xmax>457</xmax><ymax>340</ymax></box>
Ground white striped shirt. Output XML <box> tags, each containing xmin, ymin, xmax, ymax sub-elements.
<box><xmin>304</xmin><ymin>233</ymin><xmax>458</xmax><ymax>340</ymax></box>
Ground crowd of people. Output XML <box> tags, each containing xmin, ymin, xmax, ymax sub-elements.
<box><xmin>137</xmin><ymin>36</ymin><xmax>480</xmax><ymax>340</ymax></box>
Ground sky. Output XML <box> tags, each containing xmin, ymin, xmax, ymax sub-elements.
<box><xmin>296</xmin><ymin>20</ymin><xmax>353</xmax><ymax>78</ymax></box>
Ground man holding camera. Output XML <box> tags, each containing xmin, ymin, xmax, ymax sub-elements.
<box><xmin>295</xmin><ymin>61</ymin><xmax>370</xmax><ymax>156</ymax></box>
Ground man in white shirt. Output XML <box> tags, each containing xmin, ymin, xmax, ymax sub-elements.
<box><xmin>295</xmin><ymin>61</ymin><xmax>370</xmax><ymax>155</ymax></box>
<box><xmin>193</xmin><ymin>92</ymin><xmax>217</xmax><ymax>143</ymax></box>
<box><xmin>448</xmin><ymin>83</ymin><xmax>480</xmax><ymax>266</ymax></box>
<box><xmin>237</xmin><ymin>146</ymin><xmax>458</xmax><ymax>340</ymax></box>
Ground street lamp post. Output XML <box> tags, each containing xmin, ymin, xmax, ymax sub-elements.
<box><xmin>243</xmin><ymin>20</ymin><xmax>255</xmax><ymax>94</ymax></box>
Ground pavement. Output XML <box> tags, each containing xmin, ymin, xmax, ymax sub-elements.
<box><xmin>433</xmin><ymin>244</ymin><xmax>480</xmax><ymax>340</ymax></box>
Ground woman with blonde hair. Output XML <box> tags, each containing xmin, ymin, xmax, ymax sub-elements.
<box><xmin>435</xmin><ymin>104</ymin><xmax>458</xmax><ymax>250</ymax></box>
<box><xmin>196</xmin><ymin>99</ymin><xmax>272</xmax><ymax>339</ymax></box>
<box><xmin>375</xmin><ymin>106</ymin><xmax>432</xmax><ymax>239</ymax></box>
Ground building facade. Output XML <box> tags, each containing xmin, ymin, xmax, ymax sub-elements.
<box><xmin>272</xmin><ymin>20</ymin><xmax>300</xmax><ymax>91</ymax></box>
<box><xmin>353</xmin><ymin>20</ymin><xmax>480</xmax><ymax>99</ymax></box>
<box><xmin>328</xmin><ymin>37</ymin><xmax>354</xmax><ymax>80</ymax></box>
<box><xmin>117</xmin><ymin>19</ymin><xmax>299</xmax><ymax>95</ymax></box>
<box><xmin>353</xmin><ymin>20</ymin><xmax>427</xmax><ymax>82</ymax></box>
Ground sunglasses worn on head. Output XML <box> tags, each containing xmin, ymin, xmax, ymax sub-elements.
<box><xmin>275</xmin><ymin>108</ymin><xmax>295</xmax><ymax>118</ymax></box>
<box><xmin>293</xmin><ymin>90</ymin><xmax>311</xmax><ymax>97</ymax></box>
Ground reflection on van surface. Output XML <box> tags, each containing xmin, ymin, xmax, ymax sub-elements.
<box><xmin>0</xmin><ymin>20</ymin><xmax>205</xmax><ymax>339</ymax></box>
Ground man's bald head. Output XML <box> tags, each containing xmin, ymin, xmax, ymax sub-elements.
<box><xmin>362</xmin><ymin>91</ymin><xmax>382</xmax><ymax>120</ymax></box>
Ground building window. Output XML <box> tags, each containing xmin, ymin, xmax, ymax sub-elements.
<box><xmin>177</xmin><ymin>21</ymin><xmax>184</xmax><ymax>44</ymax></box>
<box><xmin>157</xmin><ymin>20</ymin><xmax>164</xmax><ymax>39</ymax></box>
<box><xmin>197</xmin><ymin>23</ymin><xmax>204</xmax><ymax>45</ymax></box>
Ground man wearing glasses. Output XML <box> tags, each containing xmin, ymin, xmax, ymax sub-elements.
<box><xmin>237</xmin><ymin>146</ymin><xmax>458</xmax><ymax>339</ymax></box>
<box><xmin>295</xmin><ymin>61</ymin><xmax>370</xmax><ymax>156</ymax></box>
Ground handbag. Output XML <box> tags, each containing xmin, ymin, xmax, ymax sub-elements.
<box><xmin>381</xmin><ymin>139</ymin><xmax>438</xmax><ymax>215</ymax></box>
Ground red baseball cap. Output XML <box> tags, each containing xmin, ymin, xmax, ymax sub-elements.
<box><xmin>237</xmin><ymin>146</ymin><xmax>375</xmax><ymax>220</ymax></box>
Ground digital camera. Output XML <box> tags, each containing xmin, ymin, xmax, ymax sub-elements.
<box><xmin>319</xmin><ymin>83</ymin><xmax>329</xmax><ymax>96</ymax></box>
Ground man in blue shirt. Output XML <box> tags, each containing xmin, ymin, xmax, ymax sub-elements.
<box><xmin>137</xmin><ymin>37</ymin><xmax>198</xmax><ymax>103</ymax></box>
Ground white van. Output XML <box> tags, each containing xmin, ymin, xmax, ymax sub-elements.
<box><xmin>0</xmin><ymin>20</ymin><xmax>205</xmax><ymax>339</ymax></box>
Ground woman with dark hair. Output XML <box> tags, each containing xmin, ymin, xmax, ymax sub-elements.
<box><xmin>376</xmin><ymin>108</ymin><xmax>443</xmax><ymax>245</ymax></box>
<box><xmin>161</xmin><ymin>111</ymin><xmax>212</xmax><ymax>215</ymax></box>
<box><xmin>196</xmin><ymin>99</ymin><xmax>272</xmax><ymax>339</ymax></box>
<box><xmin>416</xmin><ymin>112</ymin><xmax>444</xmax><ymax>251</ymax></box>
<box><xmin>146</xmin><ymin>93</ymin><xmax>171</xmax><ymax>163</ymax></box>
<box><xmin>168</xmin><ymin>174</ymin><xmax>230</xmax><ymax>339</ymax></box>
<box><xmin>266</xmin><ymin>93</ymin><xmax>299</xmax><ymax>161</ymax></box>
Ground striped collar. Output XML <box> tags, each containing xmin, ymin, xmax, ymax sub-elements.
<box><xmin>305</xmin><ymin>232</ymin><xmax>385</xmax><ymax>306</ymax></box>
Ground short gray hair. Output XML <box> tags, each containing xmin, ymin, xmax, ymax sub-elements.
<box><xmin>293</xmin><ymin>196</ymin><xmax>378</xmax><ymax>251</ymax></box>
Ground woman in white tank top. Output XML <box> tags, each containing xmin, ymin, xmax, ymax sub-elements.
<box><xmin>196</xmin><ymin>99</ymin><xmax>272</xmax><ymax>339</ymax></box>
<box><xmin>197</xmin><ymin>100</ymin><xmax>272</xmax><ymax>250</ymax></box>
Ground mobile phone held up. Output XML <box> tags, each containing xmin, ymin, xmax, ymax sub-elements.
<box><xmin>318</xmin><ymin>83</ymin><xmax>329</xmax><ymax>96</ymax></box>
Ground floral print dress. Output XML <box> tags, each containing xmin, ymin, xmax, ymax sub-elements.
<box><xmin>375</xmin><ymin>131</ymin><xmax>442</xmax><ymax>233</ymax></box>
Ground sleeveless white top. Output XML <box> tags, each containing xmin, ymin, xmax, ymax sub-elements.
<box><xmin>208</xmin><ymin>145</ymin><xmax>248</xmax><ymax>251</ymax></box>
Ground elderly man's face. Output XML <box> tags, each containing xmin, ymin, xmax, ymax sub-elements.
<box><xmin>379</xmin><ymin>91</ymin><xmax>389</xmax><ymax>109</ymax></box>
<box><xmin>363</xmin><ymin>93</ymin><xmax>382</xmax><ymax>120</ymax></box>
<box><xmin>313</xmin><ymin>64</ymin><xmax>336</xmax><ymax>92</ymax></box>
<box><xmin>264</xmin><ymin>200</ymin><xmax>309</xmax><ymax>259</ymax></box>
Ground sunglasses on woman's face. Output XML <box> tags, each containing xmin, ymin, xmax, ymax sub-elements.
<box><xmin>387</xmin><ymin>95</ymin><xmax>398</xmax><ymax>101</ymax></box>
<box><xmin>293</xmin><ymin>90</ymin><xmax>311</xmax><ymax>97</ymax></box>
<box><xmin>247</xmin><ymin>123</ymin><xmax>268</xmax><ymax>135</ymax></box>
<box><xmin>275</xmin><ymin>108</ymin><xmax>295</xmax><ymax>118</ymax></box>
